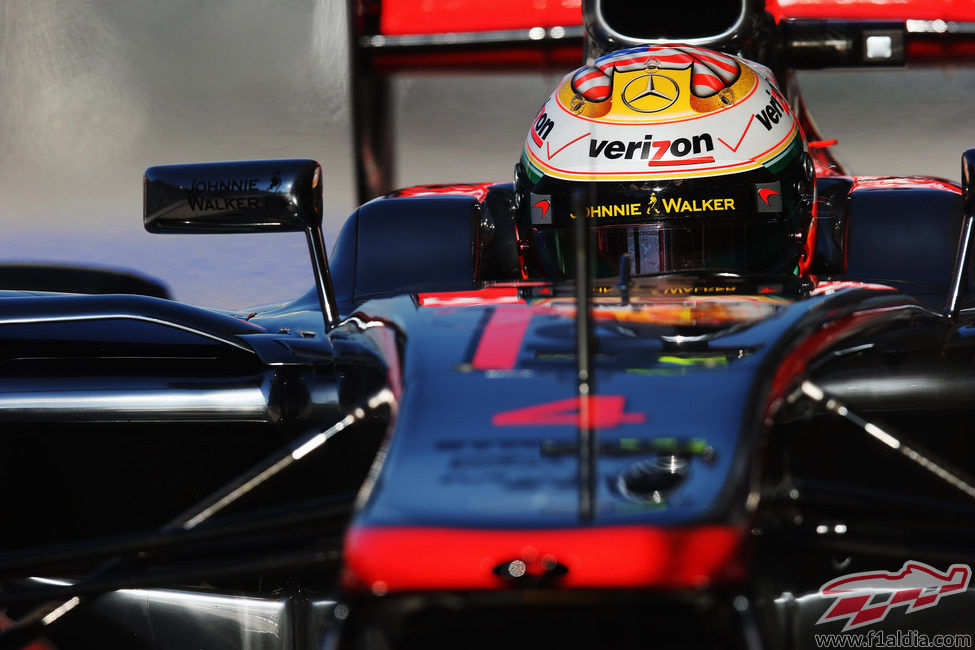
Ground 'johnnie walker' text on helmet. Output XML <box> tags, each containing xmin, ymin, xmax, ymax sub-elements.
<box><xmin>515</xmin><ymin>45</ymin><xmax>816</xmax><ymax>280</ymax></box>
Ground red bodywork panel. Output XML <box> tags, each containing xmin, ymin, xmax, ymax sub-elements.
<box><xmin>851</xmin><ymin>177</ymin><xmax>962</xmax><ymax>194</ymax></box>
<box><xmin>768</xmin><ymin>0</ymin><xmax>975</xmax><ymax>21</ymax></box>
<box><xmin>379</xmin><ymin>0</ymin><xmax>582</xmax><ymax>36</ymax></box>
<box><xmin>386</xmin><ymin>183</ymin><xmax>493</xmax><ymax>201</ymax></box>
<box><xmin>369</xmin><ymin>46</ymin><xmax>582</xmax><ymax>71</ymax></box>
<box><xmin>359</xmin><ymin>0</ymin><xmax>975</xmax><ymax>70</ymax></box>
<box><xmin>371</xmin><ymin>0</ymin><xmax>975</xmax><ymax>37</ymax></box>
<box><xmin>343</xmin><ymin>524</ymin><xmax>745</xmax><ymax>593</ymax></box>
<box><xmin>769</xmin><ymin>0</ymin><xmax>975</xmax><ymax>62</ymax></box>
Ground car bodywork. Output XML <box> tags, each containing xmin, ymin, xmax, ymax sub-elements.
<box><xmin>3</xmin><ymin>1</ymin><xmax>975</xmax><ymax>649</ymax></box>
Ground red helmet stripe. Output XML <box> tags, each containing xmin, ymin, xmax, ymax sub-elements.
<box><xmin>576</xmin><ymin>46</ymin><xmax>741</xmax><ymax>102</ymax></box>
<box><xmin>691</xmin><ymin>73</ymin><xmax>726</xmax><ymax>95</ymax></box>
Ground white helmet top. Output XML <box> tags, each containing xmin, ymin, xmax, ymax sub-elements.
<box><xmin>521</xmin><ymin>45</ymin><xmax>804</xmax><ymax>183</ymax></box>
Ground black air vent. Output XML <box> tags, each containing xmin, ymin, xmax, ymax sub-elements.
<box><xmin>597</xmin><ymin>0</ymin><xmax>744</xmax><ymax>41</ymax></box>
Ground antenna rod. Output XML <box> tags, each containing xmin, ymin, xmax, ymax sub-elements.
<box><xmin>571</xmin><ymin>188</ymin><xmax>597</xmax><ymax>523</ymax></box>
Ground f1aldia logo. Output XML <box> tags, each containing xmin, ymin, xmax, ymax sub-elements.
<box><xmin>816</xmin><ymin>561</ymin><xmax>971</xmax><ymax>631</ymax></box>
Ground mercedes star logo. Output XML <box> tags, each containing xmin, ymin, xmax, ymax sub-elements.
<box><xmin>621</xmin><ymin>73</ymin><xmax>680</xmax><ymax>113</ymax></box>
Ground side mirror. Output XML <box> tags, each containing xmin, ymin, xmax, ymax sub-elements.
<box><xmin>144</xmin><ymin>159</ymin><xmax>323</xmax><ymax>233</ymax></box>
<box><xmin>946</xmin><ymin>149</ymin><xmax>975</xmax><ymax>317</ymax></box>
<box><xmin>144</xmin><ymin>159</ymin><xmax>338</xmax><ymax>327</ymax></box>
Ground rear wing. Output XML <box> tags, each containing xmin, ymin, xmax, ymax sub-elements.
<box><xmin>349</xmin><ymin>0</ymin><xmax>975</xmax><ymax>201</ymax></box>
<box><xmin>348</xmin><ymin>0</ymin><xmax>584</xmax><ymax>201</ymax></box>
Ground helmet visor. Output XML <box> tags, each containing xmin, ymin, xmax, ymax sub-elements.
<box><xmin>533</xmin><ymin>218</ymin><xmax>799</xmax><ymax>279</ymax></box>
<box><xmin>526</xmin><ymin>165</ymin><xmax>812</xmax><ymax>279</ymax></box>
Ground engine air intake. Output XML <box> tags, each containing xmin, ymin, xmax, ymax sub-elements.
<box><xmin>584</xmin><ymin>0</ymin><xmax>753</xmax><ymax>57</ymax></box>
<box><xmin>598</xmin><ymin>0</ymin><xmax>744</xmax><ymax>41</ymax></box>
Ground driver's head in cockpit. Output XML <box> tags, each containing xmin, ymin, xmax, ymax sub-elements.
<box><xmin>514</xmin><ymin>45</ymin><xmax>816</xmax><ymax>280</ymax></box>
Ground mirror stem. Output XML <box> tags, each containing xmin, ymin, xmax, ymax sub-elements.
<box><xmin>305</xmin><ymin>223</ymin><xmax>340</xmax><ymax>329</ymax></box>
<box><xmin>945</xmin><ymin>149</ymin><xmax>975</xmax><ymax>318</ymax></box>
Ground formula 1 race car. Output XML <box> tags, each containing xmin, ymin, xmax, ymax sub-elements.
<box><xmin>3</xmin><ymin>1</ymin><xmax>975</xmax><ymax>649</ymax></box>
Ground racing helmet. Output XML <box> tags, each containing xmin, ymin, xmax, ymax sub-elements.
<box><xmin>515</xmin><ymin>45</ymin><xmax>816</xmax><ymax>279</ymax></box>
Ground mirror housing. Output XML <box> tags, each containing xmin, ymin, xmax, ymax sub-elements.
<box><xmin>144</xmin><ymin>159</ymin><xmax>323</xmax><ymax>233</ymax></box>
<box><xmin>144</xmin><ymin>159</ymin><xmax>338</xmax><ymax>327</ymax></box>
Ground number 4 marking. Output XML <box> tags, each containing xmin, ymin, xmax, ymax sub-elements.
<box><xmin>492</xmin><ymin>396</ymin><xmax>646</xmax><ymax>428</ymax></box>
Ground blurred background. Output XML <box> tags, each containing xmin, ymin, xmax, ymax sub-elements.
<box><xmin>0</xmin><ymin>0</ymin><xmax>973</xmax><ymax>308</ymax></box>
